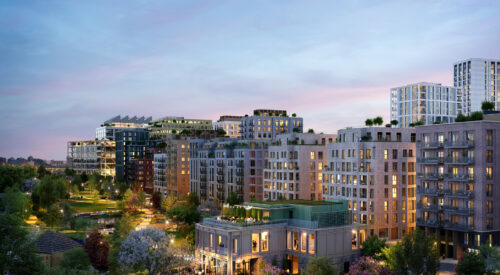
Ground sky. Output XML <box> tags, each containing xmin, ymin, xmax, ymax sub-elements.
<box><xmin>1</xmin><ymin>0</ymin><xmax>499</xmax><ymax>160</ymax></box>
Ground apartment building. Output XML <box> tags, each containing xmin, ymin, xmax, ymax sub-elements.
<box><xmin>323</xmin><ymin>127</ymin><xmax>417</xmax><ymax>241</ymax></box>
<box><xmin>128</xmin><ymin>158</ymin><xmax>154</xmax><ymax>193</ymax></box>
<box><xmin>195</xmin><ymin>200</ymin><xmax>360</xmax><ymax>275</ymax></box>
<box><xmin>263</xmin><ymin>133</ymin><xmax>336</xmax><ymax>201</ymax></box>
<box><xmin>391</xmin><ymin>82</ymin><xmax>461</xmax><ymax>128</ymax></box>
<box><xmin>67</xmin><ymin>140</ymin><xmax>115</xmax><ymax>177</ymax></box>
<box><xmin>190</xmin><ymin>138</ymin><xmax>269</xmax><ymax>205</ymax></box>
<box><xmin>148</xmin><ymin>116</ymin><xmax>213</xmax><ymax>139</ymax></box>
<box><xmin>454</xmin><ymin>58</ymin><xmax>500</xmax><ymax>114</ymax></box>
<box><xmin>416</xmin><ymin>120</ymin><xmax>500</xmax><ymax>258</ymax></box>
<box><xmin>95</xmin><ymin>115</ymin><xmax>151</xmax><ymax>140</ymax></box>
<box><xmin>153</xmin><ymin>137</ymin><xmax>190</xmax><ymax>197</ymax></box>
<box><xmin>115</xmin><ymin>128</ymin><xmax>150</xmax><ymax>183</ymax></box>
<box><xmin>213</xmin><ymin>116</ymin><xmax>242</xmax><ymax>138</ymax></box>
<box><xmin>241</xmin><ymin>109</ymin><xmax>303</xmax><ymax>139</ymax></box>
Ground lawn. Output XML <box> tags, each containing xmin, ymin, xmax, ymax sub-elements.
<box><xmin>67</xmin><ymin>199</ymin><xmax>118</xmax><ymax>213</ymax></box>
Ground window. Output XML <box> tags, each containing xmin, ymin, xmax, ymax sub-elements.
<box><xmin>392</xmin><ymin>150</ymin><xmax>398</xmax><ymax>159</ymax></box>
<box><xmin>486</xmin><ymin>201</ymin><xmax>493</xmax><ymax>214</ymax></box>
<box><xmin>233</xmin><ymin>238</ymin><xmax>238</xmax><ymax>254</ymax></box>
<box><xmin>261</xmin><ymin>232</ymin><xmax>269</xmax><ymax>252</ymax></box>
<box><xmin>486</xmin><ymin>167</ymin><xmax>493</xmax><ymax>180</ymax></box>
<box><xmin>384</xmin><ymin>150</ymin><xmax>388</xmax><ymax>160</ymax></box>
<box><xmin>392</xmin><ymin>175</ymin><xmax>397</xmax><ymax>185</ymax></box>
<box><xmin>384</xmin><ymin>201</ymin><xmax>388</xmax><ymax>211</ymax></box>
<box><xmin>210</xmin><ymin>234</ymin><xmax>214</xmax><ymax>248</ymax></box>
<box><xmin>486</xmin><ymin>150</ymin><xmax>493</xmax><ymax>163</ymax></box>
<box><xmin>392</xmin><ymin>188</ymin><xmax>397</xmax><ymax>198</ymax></box>
<box><xmin>486</xmin><ymin>130</ymin><xmax>493</xmax><ymax>146</ymax></box>
<box><xmin>308</xmin><ymin>234</ymin><xmax>315</xmax><ymax>254</ymax></box>
<box><xmin>252</xmin><ymin>233</ymin><xmax>259</xmax><ymax>253</ymax></box>
<box><xmin>293</xmin><ymin>232</ymin><xmax>299</xmax><ymax>251</ymax></box>
<box><xmin>301</xmin><ymin>233</ymin><xmax>307</xmax><ymax>253</ymax></box>
<box><xmin>310</xmin><ymin>152</ymin><xmax>315</xmax><ymax>160</ymax></box>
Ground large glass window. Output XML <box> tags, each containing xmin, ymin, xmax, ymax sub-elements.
<box><xmin>293</xmin><ymin>232</ymin><xmax>299</xmax><ymax>251</ymax></box>
<box><xmin>261</xmin><ymin>232</ymin><xmax>269</xmax><ymax>252</ymax></box>
<box><xmin>308</xmin><ymin>234</ymin><xmax>315</xmax><ymax>254</ymax></box>
<box><xmin>252</xmin><ymin>233</ymin><xmax>259</xmax><ymax>253</ymax></box>
<box><xmin>301</xmin><ymin>233</ymin><xmax>307</xmax><ymax>253</ymax></box>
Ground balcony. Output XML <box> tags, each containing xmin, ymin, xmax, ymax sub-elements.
<box><xmin>444</xmin><ymin>157</ymin><xmax>474</xmax><ymax>165</ymax></box>
<box><xmin>418</xmin><ymin>142</ymin><xmax>443</xmax><ymax>149</ymax></box>
<box><xmin>236</xmin><ymin>161</ymin><xmax>244</xmax><ymax>168</ymax></box>
<box><xmin>417</xmin><ymin>173</ymin><xmax>443</xmax><ymax>181</ymax></box>
<box><xmin>417</xmin><ymin>157</ymin><xmax>443</xmax><ymax>165</ymax></box>
<box><xmin>444</xmin><ymin>174</ymin><xmax>473</xmax><ymax>182</ymax></box>
<box><xmin>443</xmin><ymin>222</ymin><xmax>474</xmax><ymax>232</ymax></box>
<box><xmin>444</xmin><ymin>140</ymin><xmax>474</xmax><ymax>149</ymax></box>
<box><xmin>200</xmin><ymin>168</ymin><xmax>207</xmax><ymax>175</ymax></box>
<box><xmin>236</xmin><ymin>171</ymin><xmax>244</xmax><ymax>177</ymax></box>
<box><xmin>217</xmin><ymin>170</ymin><xmax>224</xmax><ymax>176</ymax></box>
<box><xmin>217</xmin><ymin>162</ymin><xmax>225</xmax><ymax>167</ymax></box>
<box><xmin>200</xmin><ymin>182</ymin><xmax>207</xmax><ymax>189</ymax></box>
<box><xmin>417</xmin><ymin>187</ymin><xmax>443</xmax><ymax>197</ymax></box>
<box><xmin>417</xmin><ymin>202</ymin><xmax>442</xmax><ymax>212</ymax></box>
<box><xmin>236</xmin><ymin>178</ymin><xmax>243</xmax><ymax>185</ymax></box>
<box><xmin>443</xmin><ymin>206</ymin><xmax>474</xmax><ymax>215</ymax></box>
<box><xmin>217</xmin><ymin>179</ymin><xmax>225</xmax><ymax>184</ymax></box>
<box><xmin>416</xmin><ymin>218</ymin><xmax>443</xmax><ymax>228</ymax></box>
<box><xmin>217</xmin><ymin>184</ymin><xmax>224</xmax><ymax>191</ymax></box>
<box><xmin>443</xmin><ymin>189</ymin><xmax>474</xmax><ymax>199</ymax></box>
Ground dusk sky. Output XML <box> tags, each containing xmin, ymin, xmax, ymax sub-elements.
<box><xmin>1</xmin><ymin>0</ymin><xmax>499</xmax><ymax>160</ymax></box>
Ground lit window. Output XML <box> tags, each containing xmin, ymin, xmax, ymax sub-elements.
<box><xmin>384</xmin><ymin>149</ymin><xmax>388</xmax><ymax>160</ymax></box>
<box><xmin>252</xmin><ymin>233</ymin><xmax>259</xmax><ymax>253</ymax></box>
<box><xmin>261</xmin><ymin>232</ymin><xmax>268</xmax><ymax>252</ymax></box>
<box><xmin>392</xmin><ymin>188</ymin><xmax>397</xmax><ymax>198</ymax></box>
<box><xmin>392</xmin><ymin>175</ymin><xmax>397</xmax><ymax>185</ymax></box>
<box><xmin>310</xmin><ymin>152</ymin><xmax>315</xmax><ymax>160</ymax></box>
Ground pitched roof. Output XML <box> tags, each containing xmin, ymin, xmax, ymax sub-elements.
<box><xmin>34</xmin><ymin>231</ymin><xmax>82</xmax><ymax>254</ymax></box>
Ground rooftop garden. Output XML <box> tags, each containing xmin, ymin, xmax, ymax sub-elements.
<box><xmin>249</xmin><ymin>199</ymin><xmax>336</xmax><ymax>206</ymax></box>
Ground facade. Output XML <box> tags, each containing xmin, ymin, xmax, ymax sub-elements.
<box><xmin>115</xmin><ymin>128</ymin><xmax>150</xmax><ymax>183</ymax></box>
<box><xmin>323</xmin><ymin>127</ymin><xmax>417</xmax><ymax>241</ymax></box>
<box><xmin>263</xmin><ymin>133</ymin><xmax>336</xmax><ymax>201</ymax></box>
<box><xmin>153</xmin><ymin>138</ymin><xmax>190</xmax><ymax>197</ymax></box>
<box><xmin>190</xmin><ymin>138</ymin><xmax>269</xmax><ymax>204</ymax></box>
<box><xmin>128</xmin><ymin>158</ymin><xmax>154</xmax><ymax>194</ymax></box>
<box><xmin>416</xmin><ymin>120</ymin><xmax>500</xmax><ymax>258</ymax></box>
<box><xmin>149</xmin><ymin>117</ymin><xmax>213</xmax><ymax>139</ymax></box>
<box><xmin>213</xmin><ymin>116</ymin><xmax>242</xmax><ymax>138</ymax></box>
<box><xmin>390</xmin><ymin>82</ymin><xmax>460</xmax><ymax>128</ymax></box>
<box><xmin>195</xmin><ymin>200</ymin><xmax>360</xmax><ymax>275</ymax></box>
<box><xmin>96</xmin><ymin>115</ymin><xmax>151</xmax><ymax>140</ymax></box>
<box><xmin>67</xmin><ymin>140</ymin><xmax>115</xmax><ymax>176</ymax></box>
<box><xmin>454</xmin><ymin>58</ymin><xmax>500</xmax><ymax>114</ymax></box>
<box><xmin>241</xmin><ymin>109</ymin><xmax>303</xmax><ymax>139</ymax></box>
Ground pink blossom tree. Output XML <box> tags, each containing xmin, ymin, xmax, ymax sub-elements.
<box><xmin>348</xmin><ymin>256</ymin><xmax>394</xmax><ymax>275</ymax></box>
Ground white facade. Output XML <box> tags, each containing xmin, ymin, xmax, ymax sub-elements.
<box><xmin>391</xmin><ymin>82</ymin><xmax>460</xmax><ymax>128</ymax></box>
<box><xmin>454</xmin><ymin>58</ymin><xmax>500</xmax><ymax>114</ymax></box>
<box><xmin>241</xmin><ymin>109</ymin><xmax>303</xmax><ymax>139</ymax></box>
<box><xmin>213</xmin><ymin>116</ymin><xmax>242</xmax><ymax>138</ymax></box>
<box><xmin>96</xmin><ymin>115</ymin><xmax>151</xmax><ymax>140</ymax></box>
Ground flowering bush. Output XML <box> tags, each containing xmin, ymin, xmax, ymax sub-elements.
<box><xmin>348</xmin><ymin>256</ymin><xmax>394</xmax><ymax>275</ymax></box>
<box><xmin>258</xmin><ymin>259</ymin><xmax>282</xmax><ymax>275</ymax></box>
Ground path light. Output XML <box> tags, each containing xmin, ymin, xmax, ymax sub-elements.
<box><xmin>170</xmin><ymin>239</ymin><xmax>174</xmax><ymax>244</ymax></box>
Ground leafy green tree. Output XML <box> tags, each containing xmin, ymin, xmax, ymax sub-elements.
<box><xmin>80</xmin><ymin>172</ymin><xmax>89</xmax><ymax>183</ymax></box>
<box><xmin>307</xmin><ymin>128</ymin><xmax>315</xmax><ymax>133</ymax></box>
<box><xmin>166</xmin><ymin>206</ymin><xmax>201</xmax><ymax>224</ymax></box>
<box><xmin>162</xmin><ymin>193</ymin><xmax>177</xmax><ymax>212</ymax></box>
<box><xmin>0</xmin><ymin>214</ymin><xmax>46</xmax><ymax>274</ymax></box>
<box><xmin>0</xmin><ymin>165</ymin><xmax>37</xmax><ymax>192</ymax></box>
<box><xmin>456</xmin><ymin>251</ymin><xmax>486</xmax><ymax>275</ymax></box>
<box><xmin>43</xmin><ymin>204</ymin><xmax>63</xmax><ymax>227</ymax></box>
<box><xmin>390</xmin><ymin>120</ymin><xmax>399</xmax><ymax>126</ymax></box>
<box><xmin>470</xmin><ymin>111</ymin><xmax>484</xmax><ymax>121</ymax></box>
<box><xmin>226</xmin><ymin>191</ymin><xmax>241</xmax><ymax>206</ymax></box>
<box><xmin>479</xmin><ymin>244</ymin><xmax>500</xmax><ymax>275</ymax></box>
<box><xmin>151</xmin><ymin>191</ymin><xmax>162</xmax><ymax>209</ymax></box>
<box><xmin>455</xmin><ymin>113</ymin><xmax>467</xmax><ymax>122</ymax></box>
<box><xmin>373</xmin><ymin>116</ymin><xmax>383</xmax><ymax>126</ymax></box>
<box><xmin>383</xmin><ymin>229</ymin><xmax>440</xmax><ymax>275</ymax></box>
<box><xmin>115</xmin><ymin>213</ymin><xmax>134</xmax><ymax>239</ymax></box>
<box><xmin>365</xmin><ymin>119</ymin><xmax>374</xmax><ymax>126</ymax></box>
<box><xmin>32</xmin><ymin>175</ymin><xmax>68</xmax><ymax>210</ymax></box>
<box><xmin>64</xmin><ymin>168</ymin><xmax>76</xmax><ymax>177</ymax></box>
<box><xmin>0</xmin><ymin>187</ymin><xmax>30</xmax><ymax>219</ymax></box>
<box><xmin>361</xmin><ymin>235</ymin><xmax>386</xmax><ymax>260</ymax></box>
<box><xmin>37</xmin><ymin>165</ymin><xmax>49</xmax><ymax>178</ymax></box>
<box><xmin>136</xmin><ymin>190</ymin><xmax>146</xmax><ymax>208</ymax></box>
<box><xmin>187</xmin><ymin>192</ymin><xmax>200</xmax><ymax>208</ymax></box>
<box><xmin>482</xmin><ymin>101</ymin><xmax>495</xmax><ymax>111</ymax></box>
<box><xmin>60</xmin><ymin>247</ymin><xmax>91</xmax><ymax>271</ymax></box>
<box><xmin>304</xmin><ymin>257</ymin><xmax>339</xmax><ymax>275</ymax></box>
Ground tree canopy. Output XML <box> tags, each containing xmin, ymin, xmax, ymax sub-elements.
<box><xmin>304</xmin><ymin>256</ymin><xmax>339</xmax><ymax>275</ymax></box>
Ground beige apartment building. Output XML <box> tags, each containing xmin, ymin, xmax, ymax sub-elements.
<box><xmin>149</xmin><ymin>116</ymin><xmax>213</xmax><ymax>139</ymax></box>
<box><xmin>213</xmin><ymin>116</ymin><xmax>242</xmax><ymax>138</ymax></box>
<box><xmin>323</xmin><ymin>127</ymin><xmax>417</xmax><ymax>240</ymax></box>
<box><xmin>67</xmin><ymin>140</ymin><xmax>116</xmax><ymax>177</ymax></box>
<box><xmin>263</xmin><ymin>133</ymin><xmax>336</xmax><ymax>201</ymax></box>
<box><xmin>153</xmin><ymin>137</ymin><xmax>190</xmax><ymax>197</ymax></box>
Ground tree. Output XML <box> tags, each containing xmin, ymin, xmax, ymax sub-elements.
<box><xmin>64</xmin><ymin>168</ymin><xmax>76</xmax><ymax>177</ymax></box>
<box><xmin>80</xmin><ymin>172</ymin><xmax>89</xmax><ymax>183</ymax></box>
<box><xmin>361</xmin><ymin>235</ymin><xmax>386</xmax><ymax>260</ymax></box>
<box><xmin>37</xmin><ymin>165</ymin><xmax>50</xmax><ymax>178</ymax></box>
<box><xmin>456</xmin><ymin>251</ymin><xmax>486</xmax><ymax>275</ymax></box>
<box><xmin>470</xmin><ymin>111</ymin><xmax>484</xmax><ymax>121</ymax></box>
<box><xmin>258</xmin><ymin>259</ymin><xmax>281</xmax><ymax>275</ymax></box>
<box><xmin>151</xmin><ymin>191</ymin><xmax>162</xmax><ymax>209</ymax></box>
<box><xmin>162</xmin><ymin>193</ymin><xmax>177</xmax><ymax>212</ymax></box>
<box><xmin>305</xmin><ymin>257</ymin><xmax>339</xmax><ymax>275</ymax></box>
<box><xmin>115</xmin><ymin>213</ymin><xmax>134</xmax><ymax>239</ymax></box>
<box><xmin>60</xmin><ymin>248</ymin><xmax>91</xmax><ymax>271</ymax></box>
<box><xmin>31</xmin><ymin>175</ymin><xmax>68</xmax><ymax>210</ymax></box>
<box><xmin>383</xmin><ymin>228</ymin><xmax>440</xmax><ymax>275</ymax></box>
<box><xmin>307</xmin><ymin>129</ymin><xmax>315</xmax><ymax>133</ymax></box>
<box><xmin>390</xmin><ymin>120</ymin><xmax>399</xmax><ymax>126</ymax></box>
<box><xmin>0</xmin><ymin>165</ymin><xmax>37</xmax><ymax>192</ymax></box>
<box><xmin>0</xmin><ymin>187</ymin><xmax>30</xmax><ymax>219</ymax></box>
<box><xmin>43</xmin><ymin>204</ymin><xmax>63</xmax><ymax>227</ymax></box>
<box><xmin>166</xmin><ymin>205</ymin><xmax>201</xmax><ymax>224</ymax></box>
<box><xmin>373</xmin><ymin>116</ymin><xmax>383</xmax><ymax>126</ymax></box>
<box><xmin>455</xmin><ymin>113</ymin><xmax>467</xmax><ymax>122</ymax></box>
<box><xmin>348</xmin><ymin>256</ymin><xmax>394</xmax><ymax>275</ymax></box>
<box><xmin>119</xmin><ymin>227</ymin><xmax>179</xmax><ymax>275</ymax></box>
<box><xmin>84</xmin><ymin>230</ymin><xmax>109</xmax><ymax>270</ymax></box>
<box><xmin>479</xmin><ymin>244</ymin><xmax>500</xmax><ymax>274</ymax></box>
<box><xmin>365</xmin><ymin>119</ymin><xmax>374</xmax><ymax>126</ymax></box>
<box><xmin>131</xmin><ymin>181</ymin><xmax>142</xmax><ymax>194</ymax></box>
<box><xmin>226</xmin><ymin>191</ymin><xmax>241</xmax><ymax>206</ymax></box>
<box><xmin>187</xmin><ymin>192</ymin><xmax>200</xmax><ymax>208</ymax></box>
<box><xmin>0</xmin><ymin>215</ymin><xmax>45</xmax><ymax>274</ymax></box>
<box><xmin>482</xmin><ymin>101</ymin><xmax>495</xmax><ymax>111</ymax></box>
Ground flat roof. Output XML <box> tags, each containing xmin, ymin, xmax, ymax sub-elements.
<box><xmin>247</xmin><ymin>200</ymin><xmax>338</xmax><ymax>206</ymax></box>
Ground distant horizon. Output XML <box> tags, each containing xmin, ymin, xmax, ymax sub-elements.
<box><xmin>1</xmin><ymin>0</ymin><xmax>499</xmax><ymax>160</ymax></box>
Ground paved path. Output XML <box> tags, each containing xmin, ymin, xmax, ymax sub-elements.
<box><xmin>136</xmin><ymin>208</ymin><xmax>153</xmax><ymax>230</ymax></box>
